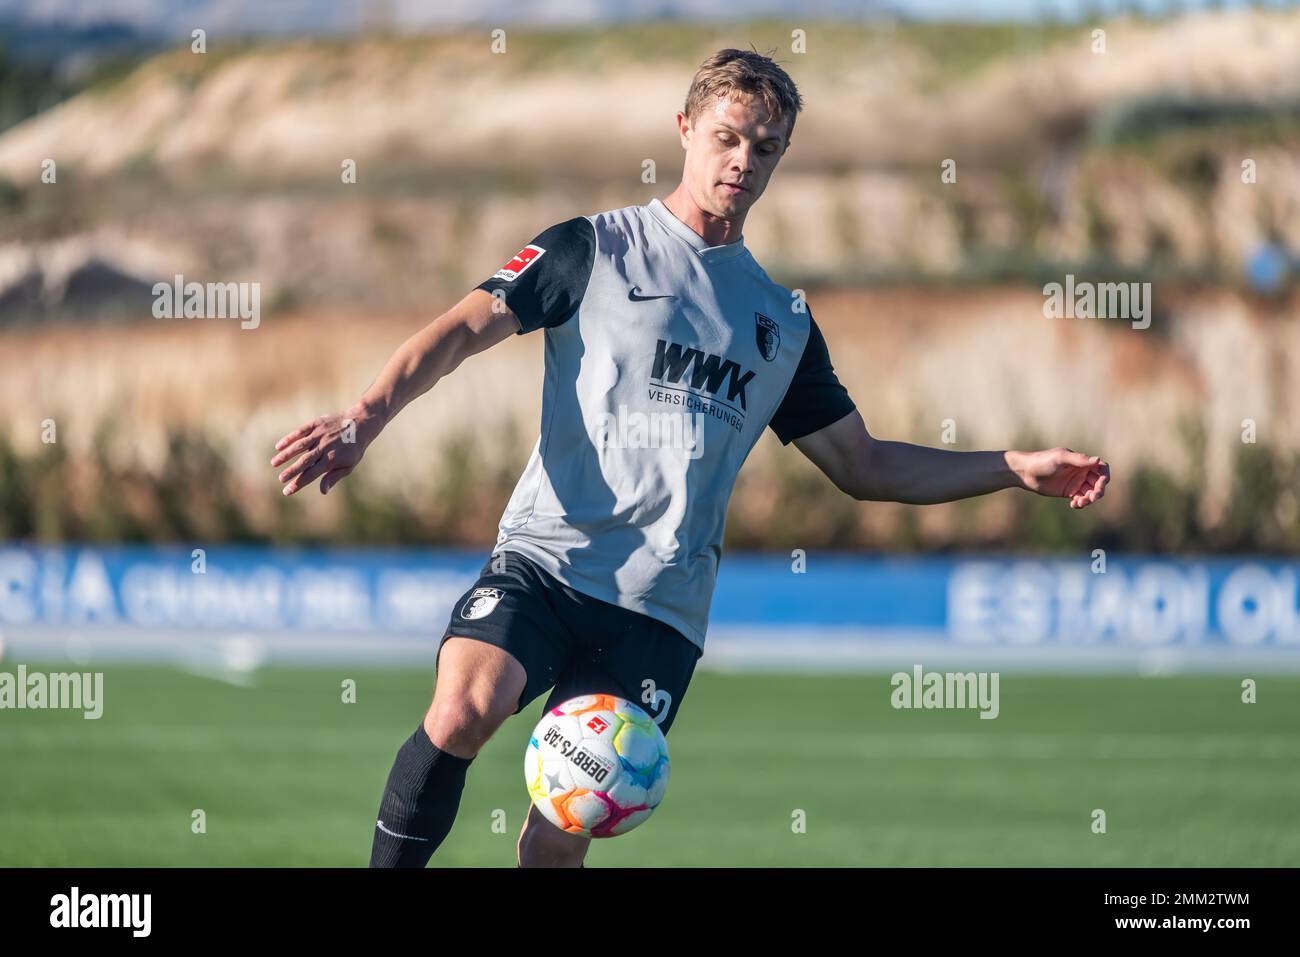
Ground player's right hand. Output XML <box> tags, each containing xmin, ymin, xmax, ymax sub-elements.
<box><xmin>272</xmin><ymin>405</ymin><xmax>380</xmax><ymax>496</ymax></box>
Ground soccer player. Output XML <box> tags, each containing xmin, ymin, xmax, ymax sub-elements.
<box><xmin>272</xmin><ymin>49</ymin><xmax>1109</xmax><ymax>868</ymax></box>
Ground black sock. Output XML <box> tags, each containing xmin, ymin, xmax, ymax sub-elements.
<box><xmin>369</xmin><ymin>725</ymin><xmax>473</xmax><ymax>868</ymax></box>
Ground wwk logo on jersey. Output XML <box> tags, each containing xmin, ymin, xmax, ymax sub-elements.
<box><xmin>461</xmin><ymin>587</ymin><xmax>504</xmax><ymax>620</ymax></box>
<box><xmin>493</xmin><ymin>244</ymin><xmax>545</xmax><ymax>282</ymax></box>
<box><xmin>650</xmin><ymin>340</ymin><xmax>756</xmax><ymax>410</ymax></box>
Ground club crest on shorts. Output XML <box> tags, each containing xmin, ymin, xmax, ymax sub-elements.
<box><xmin>755</xmin><ymin>312</ymin><xmax>780</xmax><ymax>361</ymax></box>
<box><xmin>461</xmin><ymin>587</ymin><xmax>504</xmax><ymax>620</ymax></box>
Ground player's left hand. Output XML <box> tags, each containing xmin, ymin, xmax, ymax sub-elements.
<box><xmin>1012</xmin><ymin>448</ymin><xmax>1110</xmax><ymax>509</ymax></box>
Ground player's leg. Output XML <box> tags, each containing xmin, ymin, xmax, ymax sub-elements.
<box><xmin>423</xmin><ymin>636</ymin><xmax>525</xmax><ymax>756</ymax></box>
<box><xmin>369</xmin><ymin>637</ymin><xmax>524</xmax><ymax>868</ymax></box>
<box><xmin>516</xmin><ymin>596</ymin><xmax>701</xmax><ymax>867</ymax></box>
<box><xmin>370</xmin><ymin>553</ymin><xmax>570</xmax><ymax>868</ymax></box>
<box><xmin>517</xmin><ymin>803</ymin><xmax>590</xmax><ymax>867</ymax></box>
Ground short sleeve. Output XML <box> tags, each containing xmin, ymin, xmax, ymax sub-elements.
<box><xmin>476</xmin><ymin>217</ymin><xmax>596</xmax><ymax>334</ymax></box>
<box><xmin>768</xmin><ymin>312</ymin><xmax>857</xmax><ymax>445</ymax></box>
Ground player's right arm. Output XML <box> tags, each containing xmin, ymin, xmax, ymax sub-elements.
<box><xmin>272</xmin><ymin>289</ymin><xmax>518</xmax><ymax>496</ymax></box>
<box><xmin>273</xmin><ymin>216</ymin><xmax>594</xmax><ymax>497</ymax></box>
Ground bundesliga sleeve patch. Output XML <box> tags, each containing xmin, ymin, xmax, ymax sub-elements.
<box><xmin>493</xmin><ymin>244</ymin><xmax>546</xmax><ymax>282</ymax></box>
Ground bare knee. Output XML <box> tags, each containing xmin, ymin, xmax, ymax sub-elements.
<box><xmin>518</xmin><ymin>805</ymin><xmax>590</xmax><ymax>868</ymax></box>
<box><xmin>424</xmin><ymin>685</ymin><xmax>515</xmax><ymax>757</ymax></box>
<box><xmin>424</xmin><ymin>637</ymin><xmax>526</xmax><ymax>757</ymax></box>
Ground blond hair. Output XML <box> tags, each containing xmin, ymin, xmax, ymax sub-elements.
<box><xmin>684</xmin><ymin>48</ymin><xmax>803</xmax><ymax>143</ymax></box>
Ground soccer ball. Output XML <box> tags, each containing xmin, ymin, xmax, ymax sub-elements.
<box><xmin>524</xmin><ymin>693</ymin><xmax>670</xmax><ymax>838</ymax></box>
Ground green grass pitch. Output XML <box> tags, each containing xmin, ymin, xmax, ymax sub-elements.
<box><xmin>2</xmin><ymin>665</ymin><xmax>1296</xmax><ymax>866</ymax></box>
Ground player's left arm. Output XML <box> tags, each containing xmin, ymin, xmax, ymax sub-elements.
<box><xmin>792</xmin><ymin>410</ymin><xmax>1110</xmax><ymax>509</ymax></box>
<box><xmin>771</xmin><ymin>312</ymin><xmax>1109</xmax><ymax>509</ymax></box>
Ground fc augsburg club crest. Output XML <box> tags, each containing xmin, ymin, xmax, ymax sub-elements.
<box><xmin>461</xmin><ymin>587</ymin><xmax>504</xmax><ymax>620</ymax></box>
<box><xmin>755</xmin><ymin>313</ymin><xmax>780</xmax><ymax>361</ymax></box>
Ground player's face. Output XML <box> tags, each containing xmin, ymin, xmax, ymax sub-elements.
<box><xmin>679</xmin><ymin>94</ymin><xmax>788</xmax><ymax>221</ymax></box>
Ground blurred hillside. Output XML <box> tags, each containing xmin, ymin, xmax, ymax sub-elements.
<box><xmin>1</xmin><ymin>12</ymin><xmax>1299</xmax><ymax>552</ymax></box>
<box><xmin>0</xmin><ymin>13</ymin><xmax>1298</xmax><ymax>315</ymax></box>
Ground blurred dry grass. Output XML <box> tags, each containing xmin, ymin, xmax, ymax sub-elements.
<box><xmin>4</xmin><ymin>286</ymin><xmax>1300</xmax><ymax>551</ymax></box>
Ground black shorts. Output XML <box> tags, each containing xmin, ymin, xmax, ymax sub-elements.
<box><xmin>439</xmin><ymin>550</ymin><xmax>702</xmax><ymax>735</ymax></box>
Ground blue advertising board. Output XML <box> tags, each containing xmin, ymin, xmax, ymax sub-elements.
<box><xmin>1</xmin><ymin>546</ymin><xmax>1297</xmax><ymax>670</ymax></box>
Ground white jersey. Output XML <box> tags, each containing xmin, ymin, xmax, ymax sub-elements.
<box><xmin>476</xmin><ymin>198</ymin><xmax>855</xmax><ymax>648</ymax></box>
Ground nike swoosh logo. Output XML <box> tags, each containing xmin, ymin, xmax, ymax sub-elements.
<box><xmin>628</xmin><ymin>286</ymin><xmax>675</xmax><ymax>302</ymax></box>
<box><xmin>377</xmin><ymin>820</ymin><xmax>430</xmax><ymax>841</ymax></box>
